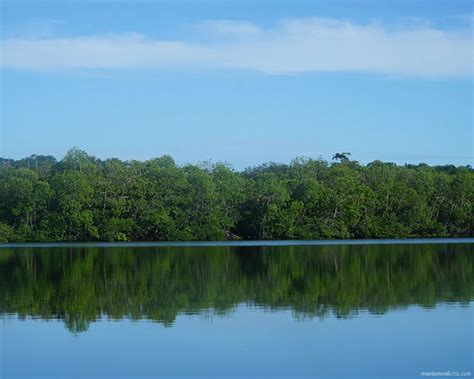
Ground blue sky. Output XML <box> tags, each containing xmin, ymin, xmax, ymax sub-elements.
<box><xmin>0</xmin><ymin>0</ymin><xmax>472</xmax><ymax>168</ymax></box>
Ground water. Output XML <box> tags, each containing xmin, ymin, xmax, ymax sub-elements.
<box><xmin>0</xmin><ymin>240</ymin><xmax>472</xmax><ymax>378</ymax></box>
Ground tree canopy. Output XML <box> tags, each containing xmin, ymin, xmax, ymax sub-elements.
<box><xmin>0</xmin><ymin>149</ymin><xmax>472</xmax><ymax>242</ymax></box>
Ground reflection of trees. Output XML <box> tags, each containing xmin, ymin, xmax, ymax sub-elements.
<box><xmin>0</xmin><ymin>244</ymin><xmax>472</xmax><ymax>333</ymax></box>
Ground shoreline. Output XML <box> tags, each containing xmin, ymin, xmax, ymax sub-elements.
<box><xmin>1</xmin><ymin>237</ymin><xmax>473</xmax><ymax>249</ymax></box>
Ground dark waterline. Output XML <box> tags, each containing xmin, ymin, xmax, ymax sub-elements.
<box><xmin>1</xmin><ymin>237</ymin><xmax>473</xmax><ymax>249</ymax></box>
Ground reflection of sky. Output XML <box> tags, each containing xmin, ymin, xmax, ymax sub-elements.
<box><xmin>2</xmin><ymin>303</ymin><xmax>472</xmax><ymax>379</ymax></box>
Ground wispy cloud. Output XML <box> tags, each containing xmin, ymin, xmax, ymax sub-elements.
<box><xmin>1</xmin><ymin>19</ymin><xmax>66</xmax><ymax>38</ymax></box>
<box><xmin>197</xmin><ymin>20</ymin><xmax>262</xmax><ymax>38</ymax></box>
<box><xmin>1</xmin><ymin>18</ymin><xmax>472</xmax><ymax>76</ymax></box>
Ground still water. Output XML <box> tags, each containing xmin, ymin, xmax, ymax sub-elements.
<box><xmin>0</xmin><ymin>240</ymin><xmax>472</xmax><ymax>379</ymax></box>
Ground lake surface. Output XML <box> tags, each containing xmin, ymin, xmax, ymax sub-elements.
<box><xmin>0</xmin><ymin>240</ymin><xmax>472</xmax><ymax>379</ymax></box>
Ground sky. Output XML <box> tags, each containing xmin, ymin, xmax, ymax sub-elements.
<box><xmin>0</xmin><ymin>0</ymin><xmax>473</xmax><ymax>168</ymax></box>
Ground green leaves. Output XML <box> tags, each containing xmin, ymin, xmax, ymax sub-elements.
<box><xmin>0</xmin><ymin>168</ymin><xmax>51</xmax><ymax>241</ymax></box>
<box><xmin>0</xmin><ymin>151</ymin><xmax>472</xmax><ymax>241</ymax></box>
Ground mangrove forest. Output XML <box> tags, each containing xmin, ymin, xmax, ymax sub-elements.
<box><xmin>0</xmin><ymin>148</ymin><xmax>472</xmax><ymax>242</ymax></box>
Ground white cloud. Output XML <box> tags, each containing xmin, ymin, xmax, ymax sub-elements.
<box><xmin>197</xmin><ymin>20</ymin><xmax>262</xmax><ymax>38</ymax></box>
<box><xmin>1</xmin><ymin>18</ymin><xmax>472</xmax><ymax>76</ymax></box>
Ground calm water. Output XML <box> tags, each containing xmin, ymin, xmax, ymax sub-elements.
<box><xmin>0</xmin><ymin>240</ymin><xmax>473</xmax><ymax>379</ymax></box>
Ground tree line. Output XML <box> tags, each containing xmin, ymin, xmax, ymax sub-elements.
<box><xmin>0</xmin><ymin>148</ymin><xmax>472</xmax><ymax>242</ymax></box>
<box><xmin>0</xmin><ymin>244</ymin><xmax>471</xmax><ymax>333</ymax></box>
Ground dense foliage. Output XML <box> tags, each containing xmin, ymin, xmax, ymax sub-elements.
<box><xmin>0</xmin><ymin>148</ymin><xmax>472</xmax><ymax>242</ymax></box>
<box><xmin>0</xmin><ymin>244</ymin><xmax>472</xmax><ymax>333</ymax></box>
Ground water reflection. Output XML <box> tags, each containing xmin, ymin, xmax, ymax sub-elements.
<box><xmin>0</xmin><ymin>243</ymin><xmax>472</xmax><ymax>333</ymax></box>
